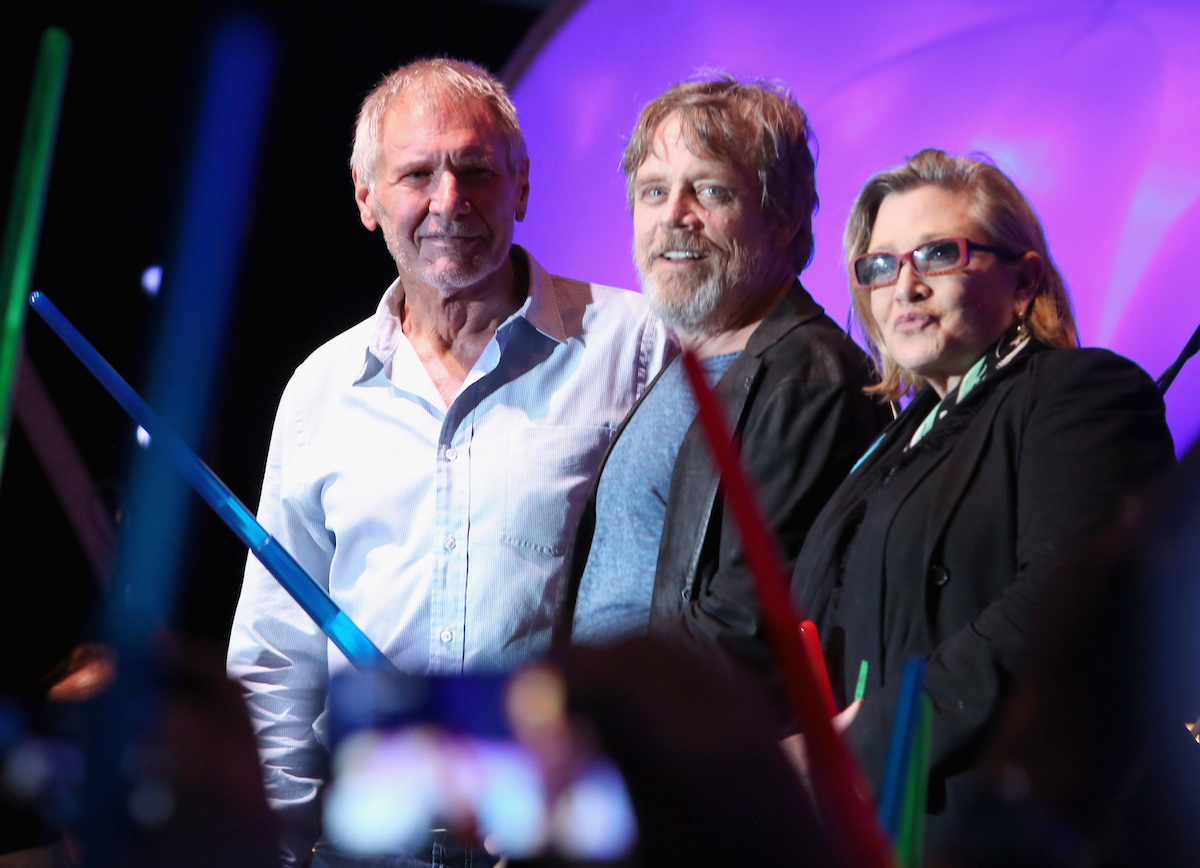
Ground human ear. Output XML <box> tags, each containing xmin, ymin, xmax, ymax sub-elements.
<box><xmin>1014</xmin><ymin>250</ymin><xmax>1043</xmax><ymax>312</ymax></box>
<box><xmin>514</xmin><ymin>157</ymin><xmax>531</xmax><ymax>222</ymax></box>
<box><xmin>352</xmin><ymin>167</ymin><xmax>378</xmax><ymax>231</ymax></box>
<box><xmin>771</xmin><ymin>215</ymin><xmax>802</xmax><ymax>251</ymax></box>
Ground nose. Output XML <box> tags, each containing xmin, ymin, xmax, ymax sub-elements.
<box><xmin>893</xmin><ymin>258</ymin><xmax>930</xmax><ymax>302</ymax></box>
<box><xmin>661</xmin><ymin>187</ymin><xmax>701</xmax><ymax>231</ymax></box>
<box><xmin>429</xmin><ymin>170</ymin><xmax>469</xmax><ymax>218</ymax></box>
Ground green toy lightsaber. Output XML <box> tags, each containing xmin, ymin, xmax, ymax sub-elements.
<box><xmin>0</xmin><ymin>29</ymin><xmax>70</xmax><ymax>475</ymax></box>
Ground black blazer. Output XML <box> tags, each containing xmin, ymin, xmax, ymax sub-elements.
<box><xmin>555</xmin><ymin>283</ymin><xmax>888</xmax><ymax>694</ymax></box>
<box><xmin>792</xmin><ymin>344</ymin><xmax>1175</xmax><ymax>805</ymax></box>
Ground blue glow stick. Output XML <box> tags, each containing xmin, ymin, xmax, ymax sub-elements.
<box><xmin>29</xmin><ymin>291</ymin><xmax>394</xmax><ymax>673</ymax></box>
<box><xmin>895</xmin><ymin>693</ymin><xmax>932</xmax><ymax>868</ymax></box>
<box><xmin>878</xmin><ymin>656</ymin><xmax>927</xmax><ymax>838</ymax></box>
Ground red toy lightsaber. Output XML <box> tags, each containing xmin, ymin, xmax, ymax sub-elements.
<box><xmin>799</xmin><ymin>620</ymin><xmax>838</xmax><ymax>719</ymax></box>
<box><xmin>680</xmin><ymin>350</ymin><xmax>891</xmax><ymax>868</ymax></box>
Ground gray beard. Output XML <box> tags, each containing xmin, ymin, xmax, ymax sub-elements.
<box><xmin>635</xmin><ymin>236</ymin><xmax>768</xmax><ymax>337</ymax></box>
<box><xmin>642</xmin><ymin>269</ymin><xmax>731</xmax><ymax>336</ymax></box>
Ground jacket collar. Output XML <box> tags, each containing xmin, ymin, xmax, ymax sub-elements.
<box><xmin>743</xmin><ymin>279</ymin><xmax>826</xmax><ymax>359</ymax></box>
<box><xmin>850</xmin><ymin>338</ymin><xmax>1049</xmax><ymax>482</ymax></box>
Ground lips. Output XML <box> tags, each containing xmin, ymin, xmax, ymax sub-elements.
<box><xmin>421</xmin><ymin>233</ymin><xmax>480</xmax><ymax>243</ymax></box>
<box><xmin>419</xmin><ymin>220</ymin><xmax>482</xmax><ymax>244</ymax></box>
<box><xmin>646</xmin><ymin>234</ymin><xmax>717</xmax><ymax>267</ymax></box>
<box><xmin>893</xmin><ymin>310</ymin><xmax>938</xmax><ymax>333</ymax></box>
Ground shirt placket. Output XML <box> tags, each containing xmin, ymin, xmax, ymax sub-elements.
<box><xmin>430</xmin><ymin>409</ymin><xmax>472</xmax><ymax>673</ymax></box>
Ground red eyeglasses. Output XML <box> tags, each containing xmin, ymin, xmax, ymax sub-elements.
<box><xmin>851</xmin><ymin>236</ymin><xmax>1019</xmax><ymax>289</ymax></box>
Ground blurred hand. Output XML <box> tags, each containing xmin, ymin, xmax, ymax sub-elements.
<box><xmin>779</xmin><ymin>699</ymin><xmax>862</xmax><ymax>778</ymax></box>
<box><xmin>47</xmin><ymin>643</ymin><xmax>116</xmax><ymax>702</ymax></box>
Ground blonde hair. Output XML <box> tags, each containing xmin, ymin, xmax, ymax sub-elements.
<box><xmin>845</xmin><ymin>148</ymin><xmax>1078</xmax><ymax>400</ymax></box>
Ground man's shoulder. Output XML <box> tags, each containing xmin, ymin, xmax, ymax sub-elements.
<box><xmin>524</xmin><ymin>254</ymin><xmax>668</xmax><ymax>354</ymax></box>
<box><xmin>552</xmin><ymin>274</ymin><xmax>643</xmax><ymax>301</ymax></box>
<box><xmin>297</xmin><ymin>315</ymin><xmax>374</xmax><ymax>369</ymax></box>
<box><xmin>545</xmin><ymin>271</ymin><xmax>654</xmax><ymax>320</ymax></box>
<box><xmin>522</xmin><ymin>248</ymin><xmax>647</xmax><ymax>317</ymax></box>
<box><xmin>284</xmin><ymin>315</ymin><xmax>376</xmax><ymax>395</ymax></box>
<box><xmin>765</xmin><ymin>301</ymin><xmax>876</xmax><ymax>383</ymax></box>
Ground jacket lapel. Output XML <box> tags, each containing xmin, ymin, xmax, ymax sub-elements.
<box><xmin>917</xmin><ymin>375</ymin><xmax>1020</xmax><ymax>562</ymax></box>
<box><xmin>665</xmin><ymin>282</ymin><xmax>826</xmax><ymax>594</ymax></box>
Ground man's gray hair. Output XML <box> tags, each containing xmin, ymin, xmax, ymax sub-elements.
<box><xmin>622</xmin><ymin>73</ymin><xmax>819</xmax><ymax>273</ymax></box>
<box><xmin>350</xmin><ymin>57</ymin><xmax>527</xmax><ymax>191</ymax></box>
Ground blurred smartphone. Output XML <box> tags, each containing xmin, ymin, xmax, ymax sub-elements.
<box><xmin>321</xmin><ymin>665</ymin><xmax>636</xmax><ymax>862</ymax></box>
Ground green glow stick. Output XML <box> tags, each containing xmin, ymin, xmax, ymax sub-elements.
<box><xmin>894</xmin><ymin>693</ymin><xmax>932</xmax><ymax>868</ymax></box>
<box><xmin>0</xmin><ymin>28</ymin><xmax>71</xmax><ymax>476</ymax></box>
<box><xmin>854</xmin><ymin>659</ymin><xmax>869</xmax><ymax>702</ymax></box>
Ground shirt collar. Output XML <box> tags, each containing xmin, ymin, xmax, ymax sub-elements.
<box><xmin>353</xmin><ymin>245</ymin><xmax>568</xmax><ymax>385</ymax></box>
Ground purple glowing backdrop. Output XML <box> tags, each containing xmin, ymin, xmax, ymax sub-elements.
<box><xmin>509</xmin><ymin>0</ymin><xmax>1200</xmax><ymax>452</ymax></box>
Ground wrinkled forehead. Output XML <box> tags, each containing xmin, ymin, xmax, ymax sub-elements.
<box><xmin>382</xmin><ymin>92</ymin><xmax>510</xmax><ymax>156</ymax></box>
<box><xmin>642</xmin><ymin>111</ymin><xmax>750</xmax><ymax>176</ymax></box>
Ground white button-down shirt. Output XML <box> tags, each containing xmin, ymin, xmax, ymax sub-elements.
<box><xmin>226</xmin><ymin>248</ymin><xmax>672</xmax><ymax>864</ymax></box>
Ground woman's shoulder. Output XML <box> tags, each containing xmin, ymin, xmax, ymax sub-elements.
<box><xmin>1012</xmin><ymin>347</ymin><xmax>1172</xmax><ymax>456</ymax></box>
<box><xmin>1019</xmin><ymin>345</ymin><xmax>1160</xmax><ymax>395</ymax></box>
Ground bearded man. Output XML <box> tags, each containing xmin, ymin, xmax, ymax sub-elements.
<box><xmin>554</xmin><ymin>75</ymin><xmax>888</xmax><ymax>702</ymax></box>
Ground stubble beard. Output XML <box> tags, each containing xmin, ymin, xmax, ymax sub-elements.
<box><xmin>381</xmin><ymin>214</ymin><xmax>510</xmax><ymax>297</ymax></box>
<box><xmin>636</xmin><ymin>234</ymin><xmax>767</xmax><ymax>337</ymax></box>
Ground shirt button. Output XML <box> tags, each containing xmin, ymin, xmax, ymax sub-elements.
<box><xmin>443</xmin><ymin>536</ymin><xmax>456</xmax><ymax>551</ymax></box>
<box><xmin>929</xmin><ymin>565</ymin><xmax>950</xmax><ymax>587</ymax></box>
<box><xmin>440</xmin><ymin>629</ymin><xmax>453</xmax><ymax>643</ymax></box>
<box><xmin>445</xmin><ymin>447</ymin><xmax>458</xmax><ymax>461</ymax></box>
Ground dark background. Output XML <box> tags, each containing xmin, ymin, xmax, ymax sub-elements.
<box><xmin>0</xmin><ymin>0</ymin><xmax>554</xmax><ymax>690</ymax></box>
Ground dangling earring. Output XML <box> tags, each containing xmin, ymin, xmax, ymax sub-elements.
<box><xmin>997</xmin><ymin>308</ymin><xmax>1031</xmax><ymax>364</ymax></box>
<box><xmin>1013</xmin><ymin>308</ymin><xmax>1030</xmax><ymax>341</ymax></box>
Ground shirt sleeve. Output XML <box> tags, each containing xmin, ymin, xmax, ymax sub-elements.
<box><xmin>227</xmin><ymin>376</ymin><xmax>334</xmax><ymax>867</ymax></box>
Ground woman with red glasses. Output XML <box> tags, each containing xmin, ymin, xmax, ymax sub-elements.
<box><xmin>789</xmin><ymin>148</ymin><xmax>1175</xmax><ymax>829</ymax></box>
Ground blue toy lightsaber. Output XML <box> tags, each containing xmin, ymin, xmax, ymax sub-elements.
<box><xmin>29</xmin><ymin>291</ymin><xmax>395</xmax><ymax>673</ymax></box>
<box><xmin>879</xmin><ymin>656</ymin><xmax>928</xmax><ymax>838</ymax></box>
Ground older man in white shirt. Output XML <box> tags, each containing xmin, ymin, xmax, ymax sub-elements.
<box><xmin>227</xmin><ymin>57</ymin><xmax>672</xmax><ymax>867</ymax></box>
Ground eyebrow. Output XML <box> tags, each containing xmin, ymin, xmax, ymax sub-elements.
<box><xmin>388</xmin><ymin>146</ymin><xmax>503</xmax><ymax>174</ymax></box>
<box><xmin>868</xmin><ymin>232</ymin><xmax>957</xmax><ymax>252</ymax></box>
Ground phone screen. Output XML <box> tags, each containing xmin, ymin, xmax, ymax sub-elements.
<box><xmin>321</xmin><ymin>664</ymin><xmax>636</xmax><ymax>862</ymax></box>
